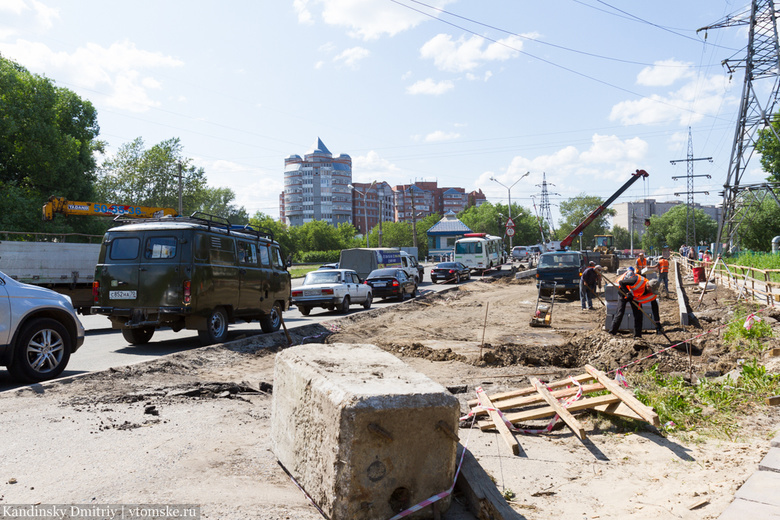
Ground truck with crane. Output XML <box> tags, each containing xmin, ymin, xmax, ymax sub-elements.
<box><xmin>535</xmin><ymin>169</ymin><xmax>649</xmax><ymax>295</ymax></box>
<box><xmin>0</xmin><ymin>198</ymin><xmax>179</xmax><ymax>313</ymax></box>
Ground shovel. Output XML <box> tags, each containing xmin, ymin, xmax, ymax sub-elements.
<box><xmin>601</xmin><ymin>272</ymin><xmax>673</xmax><ymax>343</ymax></box>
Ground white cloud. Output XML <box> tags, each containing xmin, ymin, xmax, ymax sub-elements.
<box><xmin>303</xmin><ymin>0</ymin><xmax>454</xmax><ymax>40</ymax></box>
<box><xmin>30</xmin><ymin>0</ymin><xmax>57</xmax><ymax>29</ymax></box>
<box><xmin>0</xmin><ymin>0</ymin><xmax>28</xmax><ymax>15</ymax></box>
<box><xmin>406</xmin><ymin>78</ymin><xmax>454</xmax><ymax>95</ymax></box>
<box><xmin>0</xmin><ymin>39</ymin><xmax>183</xmax><ymax>112</ymax></box>
<box><xmin>610</xmin><ymin>75</ymin><xmax>734</xmax><ymax>126</ymax></box>
<box><xmin>333</xmin><ymin>46</ymin><xmax>370</xmax><ymax>69</ymax></box>
<box><xmin>420</xmin><ymin>33</ymin><xmax>522</xmax><ymax>72</ymax></box>
<box><xmin>293</xmin><ymin>0</ymin><xmax>313</xmax><ymax>25</ymax></box>
<box><xmin>352</xmin><ymin>150</ymin><xmax>402</xmax><ymax>183</ymax></box>
<box><xmin>424</xmin><ymin>130</ymin><xmax>460</xmax><ymax>142</ymax></box>
<box><xmin>198</xmin><ymin>157</ymin><xmax>284</xmax><ymax>216</ymax></box>
<box><xmin>637</xmin><ymin>59</ymin><xmax>694</xmax><ymax>87</ymax></box>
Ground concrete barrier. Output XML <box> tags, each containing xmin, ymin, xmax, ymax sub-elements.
<box><xmin>271</xmin><ymin>343</ymin><xmax>460</xmax><ymax>519</ymax></box>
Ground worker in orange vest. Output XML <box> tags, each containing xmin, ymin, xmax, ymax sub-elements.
<box><xmin>635</xmin><ymin>252</ymin><xmax>647</xmax><ymax>272</ymax></box>
<box><xmin>656</xmin><ymin>256</ymin><xmax>670</xmax><ymax>295</ymax></box>
<box><xmin>608</xmin><ymin>267</ymin><xmax>662</xmax><ymax>338</ymax></box>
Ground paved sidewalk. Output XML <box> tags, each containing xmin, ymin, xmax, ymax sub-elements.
<box><xmin>718</xmin><ymin>433</ymin><xmax>780</xmax><ymax>519</ymax></box>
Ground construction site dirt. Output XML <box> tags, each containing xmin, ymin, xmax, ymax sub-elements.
<box><xmin>1</xmin><ymin>268</ymin><xmax>779</xmax><ymax>520</ymax></box>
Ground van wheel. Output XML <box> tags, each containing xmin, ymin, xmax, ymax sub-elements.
<box><xmin>362</xmin><ymin>293</ymin><xmax>373</xmax><ymax>310</ymax></box>
<box><xmin>339</xmin><ymin>296</ymin><xmax>351</xmax><ymax>314</ymax></box>
<box><xmin>260</xmin><ymin>302</ymin><xmax>282</xmax><ymax>333</ymax></box>
<box><xmin>199</xmin><ymin>307</ymin><xmax>229</xmax><ymax>345</ymax></box>
<box><xmin>121</xmin><ymin>327</ymin><xmax>154</xmax><ymax>345</ymax></box>
<box><xmin>299</xmin><ymin>305</ymin><xmax>311</xmax><ymax>316</ymax></box>
<box><xmin>9</xmin><ymin>318</ymin><xmax>72</xmax><ymax>383</ymax></box>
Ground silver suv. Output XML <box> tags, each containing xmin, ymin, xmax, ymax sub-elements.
<box><xmin>0</xmin><ymin>270</ymin><xmax>85</xmax><ymax>383</ymax></box>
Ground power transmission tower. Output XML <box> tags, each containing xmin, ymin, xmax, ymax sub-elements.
<box><xmin>698</xmin><ymin>0</ymin><xmax>780</xmax><ymax>252</ymax></box>
<box><xmin>537</xmin><ymin>172</ymin><xmax>559</xmax><ymax>237</ymax></box>
<box><xmin>670</xmin><ymin>127</ymin><xmax>712</xmax><ymax>248</ymax></box>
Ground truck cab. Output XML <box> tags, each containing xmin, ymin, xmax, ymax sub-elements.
<box><xmin>535</xmin><ymin>251</ymin><xmax>584</xmax><ymax>296</ymax></box>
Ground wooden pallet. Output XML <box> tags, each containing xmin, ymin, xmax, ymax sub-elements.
<box><xmin>466</xmin><ymin>364</ymin><xmax>660</xmax><ymax>453</ymax></box>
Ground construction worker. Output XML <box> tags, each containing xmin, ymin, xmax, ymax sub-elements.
<box><xmin>580</xmin><ymin>261</ymin><xmax>599</xmax><ymax>310</ymax></box>
<box><xmin>635</xmin><ymin>252</ymin><xmax>647</xmax><ymax>272</ymax></box>
<box><xmin>608</xmin><ymin>267</ymin><xmax>662</xmax><ymax>338</ymax></box>
<box><xmin>656</xmin><ymin>256</ymin><xmax>670</xmax><ymax>294</ymax></box>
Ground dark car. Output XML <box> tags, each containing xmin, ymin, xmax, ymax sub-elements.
<box><xmin>364</xmin><ymin>268</ymin><xmax>417</xmax><ymax>301</ymax></box>
<box><xmin>430</xmin><ymin>262</ymin><xmax>471</xmax><ymax>284</ymax></box>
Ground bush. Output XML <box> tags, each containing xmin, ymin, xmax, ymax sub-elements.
<box><xmin>295</xmin><ymin>250</ymin><xmax>340</xmax><ymax>264</ymax></box>
<box><xmin>723</xmin><ymin>305</ymin><xmax>774</xmax><ymax>353</ymax></box>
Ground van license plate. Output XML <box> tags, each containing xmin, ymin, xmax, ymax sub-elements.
<box><xmin>110</xmin><ymin>290</ymin><xmax>137</xmax><ymax>299</ymax></box>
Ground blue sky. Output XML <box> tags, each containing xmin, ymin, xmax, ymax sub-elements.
<box><xmin>0</xmin><ymin>0</ymin><xmax>762</xmax><ymax>225</ymax></box>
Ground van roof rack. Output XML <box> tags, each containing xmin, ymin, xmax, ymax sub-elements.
<box><xmin>112</xmin><ymin>211</ymin><xmax>274</xmax><ymax>241</ymax></box>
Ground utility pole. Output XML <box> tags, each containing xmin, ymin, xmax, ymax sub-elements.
<box><xmin>536</xmin><ymin>173</ymin><xmax>559</xmax><ymax>238</ymax></box>
<box><xmin>409</xmin><ymin>185</ymin><xmax>418</xmax><ymax>250</ymax></box>
<box><xmin>490</xmin><ymin>172</ymin><xmax>529</xmax><ymax>250</ymax></box>
<box><xmin>377</xmin><ymin>183</ymin><xmax>383</xmax><ymax>247</ymax></box>
<box><xmin>671</xmin><ymin>127</ymin><xmax>712</xmax><ymax>248</ymax></box>
<box><xmin>177</xmin><ymin>162</ymin><xmax>183</xmax><ymax>215</ymax></box>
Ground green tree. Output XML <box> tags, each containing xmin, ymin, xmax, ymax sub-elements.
<box><xmin>0</xmin><ymin>54</ymin><xmax>102</xmax><ymax>234</ymax></box>
<box><xmin>755</xmin><ymin>114</ymin><xmax>780</xmax><ymax>182</ymax></box>
<box><xmin>294</xmin><ymin>220</ymin><xmax>346</xmax><ymax>252</ymax></box>
<box><xmin>640</xmin><ymin>205</ymin><xmax>717</xmax><ymax>252</ymax></box>
<box><xmin>458</xmin><ymin>202</ymin><xmax>538</xmax><ymax>248</ymax></box>
<box><xmin>96</xmin><ymin>137</ymin><xmax>246</xmax><ymax>220</ymax></box>
<box><xmin>369</xmin><ymin>221</ymin><xmax>413</xmax><ymax>248</ymax></box>
<box><xmin>249</xmin><ymin>212</ymin><xmax>294</xmax><ymax>258</ymax></box>
<box><xmin>611</xmin><ymin>225</ymin><xmax>640</xmax><ymax>250</ymax></box>
<box><xmin>735</xmin><ymin>195</ymin><xmax>780</xmax><ymax>251</ymax></box>
<box><xmin>555</xmin><ymin>194</ymin><xmax>616</xmax><ymax>248</ymax></box>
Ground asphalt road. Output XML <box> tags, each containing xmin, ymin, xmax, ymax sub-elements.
<box><xmin>0</xmin><ymin>263</ymin><xmax>519</xmax><ymax>391</ymax></box>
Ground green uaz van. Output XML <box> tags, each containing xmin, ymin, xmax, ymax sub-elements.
<box><xmin>91</xmin><ymin>213</ymin><xmax>291</xmax><ymax>345</ymax></box>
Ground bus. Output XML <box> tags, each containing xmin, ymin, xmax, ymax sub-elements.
<box><xmin>453</xmin><ymin>233</ymin><xmax>505</xmax><ymax>273</ymax></box>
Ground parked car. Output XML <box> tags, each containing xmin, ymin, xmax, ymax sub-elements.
<box><xmin>1</xmin><ymin>270</ymin><xmax>85</xmax><ymax>383</ymax></box>
<box><xmin>91</xmin><ymin>213</ymin><xmax>291</xmax><ymax>346</ymax></box>
<box><xmin>430</xmin><ymin>262</ymin><xmax>471</xmax><ymax>284</ymax></box>
<box><xmin>511</xmin><ymin>246</ymin><xmax>530</xmax><ymax>261</ymax></box>
<box><xmin>292</xmin><ymin>269</ymin><xmax>372</xmax><ymax>315</ymax></box>
<box><xmin>364</xmin><ymin>268</ymin><xmax>417</xmax><ymax>301</ymax></box>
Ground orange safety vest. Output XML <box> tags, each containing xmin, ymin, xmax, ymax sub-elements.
<box><xmin>636</xmin><ymin>256</ymin><xmax>647</xmax><ymax>269</ymax></box>
<box><xmin>619</xmin><ymin>272</ymin><xmax>656</xmax><ymax>304</ymax></box>
<box><xmin>657</xmin><ymin>258</ymin><xmax>669</xmax><ymax>273</ymax></box>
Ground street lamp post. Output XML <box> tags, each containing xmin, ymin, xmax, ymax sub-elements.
<box><xmin>490</xmin><ymin>172</ymin><xmax>530</xmax><ymax>250</ymax></box>
<box><xmin>349</xmin><ymin>182</ymin><xmax>375</xmax><ymax>248</ymax></box>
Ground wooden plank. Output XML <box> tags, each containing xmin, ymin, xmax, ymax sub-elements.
<box><xmin>591</xmin><ymin>401</ymin><xmax>644</xmax><ymax>421</ymax></box>
<box><xmin>530</xmin><ymin>377</ymin><xmax>586</xmax><ymax>439</ymax></box>
<box><xmin>766</xmin><ymin>395</ymin><xmax>780</xmax><ymax>406</ymax></box>
<box><xmin>466</xmin><ymin>373</ymin><xmax>595</xmax><ymax>407</ymax></box>
<box><xmin>478</xmin><ymin>394</ymin><xmax>619</xmax><ymax>430</ymax></box>
<box><xmin>771</xmin><ymin>348</ymin><xmax>780</xmax><ymax>358</ymax></box>
<box><xmin>469</xmin><ymin>382</ymin><xmax>606</xmax><ymax>417</ymax></box>
<box><xmin>585</xmin><ymin>364</ymin><xmax>660</xmax><ymax>427</ymax></box>
<box><xmin>454</xmin><ymin>444</ymin><xmax>524</xmax><ymax>520</ymax></box>
<box><xmin>476</xmin><ymin>387</ymin><xmax>521</xmax><ymax>456</ymax></box>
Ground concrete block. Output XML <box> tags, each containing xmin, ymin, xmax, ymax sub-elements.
<box><xmin>771</xmin><ymin>434</ymin><xmax>780</xmax><ymax>449</ymax></box>
<box><xmin>734</xmin><ymin>470</ymin><xmax>780</xmax><ymax>507</ymax></box>
<box><xmin>759</xmin><ymin>447</ymin><xmax>780</xmax><ymax>473</ymax></box>
<box><xmin>717</xmin><ymin>498</ymin><xmax>780</xmax><ymax>519</ymax></box>
<box><xmin>605</xmin><ymin>300</ymin><xmax>656</xmax><ymax>332</ymax></box>
<box><xmin>271</xmin><ymin>343</ymin><xmax>460</xmax><ymax>520</ymax></box>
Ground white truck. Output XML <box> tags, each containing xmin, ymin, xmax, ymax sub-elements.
<box><xmin>0</xmin><ymin>240</ymin><xmax>101</xmax><ymax>314</ymax></box>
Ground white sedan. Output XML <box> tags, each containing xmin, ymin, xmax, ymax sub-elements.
<box><xmin>291</xmin><ymin>269</ymin><xmax>372</xmax><ymax>315</ymax></box>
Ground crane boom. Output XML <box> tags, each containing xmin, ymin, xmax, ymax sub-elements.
<box><xmin>42</xmin><ymin>196</ymin><xmax>178</xmax><ymax>221</ymax></box>
<box><xmin>559</xmin><ymin>169</ymin><xmax>649</xmax><ymax>249</ymax></box>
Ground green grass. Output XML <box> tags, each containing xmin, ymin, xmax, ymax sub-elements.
<box><xmin>628</xmin><ymin>306</ymin><xmax>777</xmax><ymax>439</ymax></box>
<box><xmin>289</xmin><ymin>265</ymin><xmax>320</xmax><ymax>279</ymax></box>
<box><xmin>727</xmin><ymin>252</ymin><xmax>780</xmax><ymax>283</ymax></box>
<box><xmin>631</xmin><ymin>360</ymin><xmax>780</xmax><ymax>440</ymax></box>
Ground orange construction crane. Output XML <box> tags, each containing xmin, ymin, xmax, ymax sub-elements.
<box><xmin>42</xmin><ymin>196</ymin><xmax>178</xmax><ymax>221</ymax></box>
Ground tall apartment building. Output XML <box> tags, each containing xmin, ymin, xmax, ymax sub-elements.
<box><xmin>282</xmin><ymin>138</ymin><xmax>352</xmax><ymax>227</ymax></box>
<box><xmin>612</xmin><ymin>199</ymin><xmax>721</xmax><ymax>239</ymax></box>
<box><xmin>279</xmin><ymin>138</ymin><xmax>483</xmax><ymax>228</ymax></box>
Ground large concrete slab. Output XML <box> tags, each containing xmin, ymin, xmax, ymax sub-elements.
<box><xmin>771</xmin><ymin>434</ymin><xmax>780</xmax><ymax>449</ymax></box>
<box><xmin>759</xmin><ymin>447</ymin><xmax>780</xmax><ymax>473</ymax></box>
<box><xmin>271</xmin><ymin>343</ymin><xmax>460</xmax><ymax>520</ymax></box>
<box><xmin>717</xmin><ymin>498</ymin><xmax>780</xmax><ymax>519</ymax></box>
<box><xmin>734</xmin><ymin>470</ymin><xmax>780</xmax><ymax>507</ymax></box>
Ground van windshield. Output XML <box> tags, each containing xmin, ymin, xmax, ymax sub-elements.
<box><xmin>455</xmin><ymin>241</ymin><xmax>482</xmax><ymax>254</ymax></box>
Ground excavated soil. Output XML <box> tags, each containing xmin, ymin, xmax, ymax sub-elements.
<box><xmin>2</xmin><ymin>265</ymin><xmax>780</xmax><ymax>519</ymax></box>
